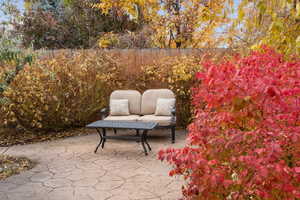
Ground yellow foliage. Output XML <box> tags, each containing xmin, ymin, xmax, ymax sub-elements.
<box><xmin>98</xmin><ymin>32</ymin><xmax>120</xmax><ymax>48</ymax></box>
<box><xmin>138</xmin><ymin>56</ymin><xmax>203</xmax><ymax>126</ymax></box>
<box><xmin>95</xmin><ymin>0</ymin><xmax>300</xmax><ymax>55</ymax></box>
<box><xmin>1</xmin><ymin>52</ymin><xmax>121</xmax><ymax>131</ymax></box>
<box><xmin>229</xmin><ymin>0</ymin><xmax>300</xmax><ymax>56</ymax></box>
<box><xmin>1</xmin><ymin>51</ymin><xmax>217</xmax><ymax>129</ymax></box>
<box><xmin>94</xmin><ymin>0</ymin><xmax>230</xmax><ymax>48</ymax></box>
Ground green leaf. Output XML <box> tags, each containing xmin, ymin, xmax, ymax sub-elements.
<box><xmin>63</xmin><ymin>0</ymin><xmax>73</xmax><ymax>7</ymax></box>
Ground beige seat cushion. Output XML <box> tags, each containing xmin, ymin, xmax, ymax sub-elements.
<box><xmin>104</xmin><ymin>115</ymin><xmax>140</xmax><ymax>121</ymax></box>
<box><xmin>141</xmin><ymin>89</ymin><xmax>175</xmax><ymax>115</ymax></box>
<box><xmin>110</xmin><ymin>90</ymin><xmax>142</xmax><ymax>115</ymax></box>
<box><xmin>138</xmin><ymin>115</ymin><xmax>173</xmax><ymax>126</ymax></box>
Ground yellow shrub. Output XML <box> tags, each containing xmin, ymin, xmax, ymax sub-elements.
<box><xmin>139</xmin><ymin>56</ymin><xmax>203</xmax><ymax>126</ymax></box>
<box><xmin>0</xmin><ymin>68</ymin><xmax>5</xmax><ymax>124</ymax></box>
<box><xmin>1</xmin><ymin>52</ymin><xmax>206</xmax><ymax>131</ymax></box>
<box><xmin>0</xmin><ymin>61</ymin><xmax>18</xmax><ymax>125</ymax></box>
<box><xmin>2</xmin><ymin>52</ymin><xmax>121</xmax><ymax>131</ymax></box>
<box><xmin>98</xmin><ymin>32</ymin><xmax>119</xmax><ymax>48</ymax></box>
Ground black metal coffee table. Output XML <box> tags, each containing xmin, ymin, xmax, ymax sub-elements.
<box><xmin>86</xmin><ymin>120</ymin><xmax>158</xmax><ymax>155</ymax></box>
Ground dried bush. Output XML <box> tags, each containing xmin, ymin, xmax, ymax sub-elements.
<box><xmin>1</xmin><ymin>50</ymin><xmax>220</xmax><ymax>132</ymax></box>
<box><xmin>2</xmin><ymin>52</ymin><xmax>121</xmax><ymax>131</ymax></box>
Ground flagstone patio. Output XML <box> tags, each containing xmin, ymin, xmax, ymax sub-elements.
<box><xmin>0</xmin><ymin>129</ymin><xmax>186</xmax><ymax>200</ymax></box>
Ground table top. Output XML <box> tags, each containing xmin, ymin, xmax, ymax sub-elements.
<box><xmin>86</xmin><ymin>120</ymin><xmax>158</xmax><ymax>130</ymax></box>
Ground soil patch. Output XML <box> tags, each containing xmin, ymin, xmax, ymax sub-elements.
<box><xmin>0</xmin><ymin>127</ymin><xmax>92</xmax><ymax>147</ymax></box>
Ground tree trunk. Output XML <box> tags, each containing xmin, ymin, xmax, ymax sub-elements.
<box><xmin>174</xmin><ymin>0</ymin><xmax>181</xmax><ymax>48</ymax></box>
<box><xmin>136</xmin><ymin>3</ymin><xmax>144</xmax><ymax>26</ymax></box>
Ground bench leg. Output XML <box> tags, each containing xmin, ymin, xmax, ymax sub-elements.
<box><xmin>136</xmin><ymin>130</ymin><xmax>140</xmax><ymax>143</ymax></box>
<box><xmin>171</xmin><ymin>127</ymin><xmax>175</xmax><ymax>144</ymax></box>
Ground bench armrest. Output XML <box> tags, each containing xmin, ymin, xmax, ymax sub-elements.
<box><xmin>100</xmin><ymin>107</ymin><xmax>109</xmax><ymax>120</ymax></box>
<box><xmin>171</xmin><ymin>108</ymin><xmax>176</xmax><ymax>115</ymax></box>
<box><xmin>171</xmin><ymin>107</ymin><xmax>176</xmax><ymax>124</ymax></box>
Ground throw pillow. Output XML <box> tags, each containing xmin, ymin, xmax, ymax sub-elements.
<box><xmin>110</xmin><ymin>99</ymin><xmax>130</xmax><ymax>116</ymax></box>
<box><xmin>154</xmin><ymin>98</ymin><xmax>175</xmax><ymax>116</ymax></box>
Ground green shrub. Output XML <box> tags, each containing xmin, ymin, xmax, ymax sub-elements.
<box><xmin>2</xmin><ymin>52</ymin><xmax>121</xmax><ymax>131</ymax></box>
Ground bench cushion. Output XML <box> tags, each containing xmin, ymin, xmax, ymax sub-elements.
<box><xmin>138</xmin><ymin>115</ymin><xmax>173</xmax><ymax>126</ymax></box>
<box><xmin>141</xmin><ymin>89</ymin><xmax>175</xmax><ymax>115</ymax></box>
<box><xmin>104</xmin><ymin>115</ymin><xmax>140</xmax><ymax>121</ymax></box>
<box><xmin>110</xmin><ymin>90</ymin><xmax>141</xmax><ymax>115</ymax></box>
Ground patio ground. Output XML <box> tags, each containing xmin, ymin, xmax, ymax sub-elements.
<box><xmin>0</xmin><ymin>129</ymin><xmax>187</xmax><ymax>200</ymax></box>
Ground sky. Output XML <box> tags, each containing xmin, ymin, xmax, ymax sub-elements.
<box><xmin>17</xmin><ymin>0</ymin><xmax>24</xmax><ymax>10</ymax></box>
<box><xmin>1</xmin><ymin>0</ymin><xmax>24</xmax><ymax>11</ymax></box>
<box><xmin>17</xmin><ymin>0</ymin><xmax>24</xmax><ymax>9</ymax></box>
<box><xmin>0</xmin><ymin>0</ymin><xmax>24</xmax><ymax>21</ymax></box>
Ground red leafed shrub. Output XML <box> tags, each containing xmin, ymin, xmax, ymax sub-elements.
<box><xmin>159</xmin><ymin>47</ymin><xmax>300</xmax><ymax>200</ymax></box>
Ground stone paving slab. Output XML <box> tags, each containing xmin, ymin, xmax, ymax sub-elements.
<box><xmin>0</xmin><ymin>147</ymin><xmax>9</xmax><ymax>154</ymax></box>
<box><xmin>0</xmin><ymin>129</ymin><xmax>187</xmax><ymax>200</ymax></box>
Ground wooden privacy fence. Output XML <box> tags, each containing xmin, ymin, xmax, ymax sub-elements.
<box><xmin>37</xmin><ymin>48</ymin><xmax>231</xmax><ymax>74</ymax></box>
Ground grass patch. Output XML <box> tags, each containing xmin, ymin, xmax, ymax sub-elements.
<box><xmin>0</xmin><ymin>155</ymin><xmax>35</xmax><ymax>180</ymax></box>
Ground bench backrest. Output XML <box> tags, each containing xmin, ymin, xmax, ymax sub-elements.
<box><xmin>141</xmin><ymin>89</ymin><xmax>175</xmax><ymax>115</ymax></box>
<box><xmin>110</xmin><ymin>90</ymin><xmax>142</xmax><ymax>115</ymax></box>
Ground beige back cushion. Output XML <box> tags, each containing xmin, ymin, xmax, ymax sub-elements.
<box><xmin>141</xmin><ymin>89</ymin><xmax>175</xmax><ymax>115</ymax></box>
<box><xmin>110</xmin><ymin>90</ymin><xmax>142</xmax><ymax>115</ymax></box>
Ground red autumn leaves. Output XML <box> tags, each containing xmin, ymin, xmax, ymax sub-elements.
<box><xmin>159</xmin><ymin>47</ymin><xmax>300</xmax><ymax>200</ymax></box>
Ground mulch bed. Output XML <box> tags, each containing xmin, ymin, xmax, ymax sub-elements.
<box><xmin>0</xmin><ymin>155</ymin><xmax>35</xmax><ymax>180</ymax></box>
<box><xmin>0</xmin><ymin>127</ymin><xmax>93</xmax><ymax>147</ymax></box>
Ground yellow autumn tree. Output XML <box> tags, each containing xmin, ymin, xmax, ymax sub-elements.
<box><xmin>227</xmin><ymin>0</ymin><xmax>300</xmax><ymax>55</ymax></box>
<box><xmin>95</xmin><ymin>0</ymin><xmax>300</xmax><ymax>55</ymax></box>
<box><xmin>94</xmin><ymin>0</ymin><xmax>232</xmax><ymax>48</ymax></box>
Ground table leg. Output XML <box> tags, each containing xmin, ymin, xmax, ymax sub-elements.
<box><xmin>143</xmin><ymin>130</ymin><xmax>151</xmax><ymax>151</ymax></box>
<box><xmin>136</xmin><ymin>129</ymin><xmax>140</xmax><ymax>143</ymax></box>
<box><xmin>141</xmin><ymin>130</ymin><xmax>151</xmax><ymax>156</ymax></box>
<box><xmin>113</xmin><ymin>128</ymin><xmax>117</xmax><ymax>134</ymax></box>
<box><xmin>94</xmin><ymin>128</ymin><xmax>103</xmax><ymax>153</ymax></box>
<box><xmin>101</xmin><ymin>128</ymin><xmax>106</xmax><ymax>149</ymax></box>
